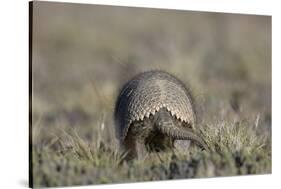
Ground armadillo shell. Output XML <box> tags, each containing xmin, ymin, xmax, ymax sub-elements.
<box><xmin>114</xmin><ymin>70</ymin><xmax>196</xmax><ymax>141</ymax></box>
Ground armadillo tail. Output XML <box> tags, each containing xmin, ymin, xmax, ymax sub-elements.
<box><xmin>155</xmin><ymin>109</ymin><xmax>209</xmax><ymax>151</ymax></box>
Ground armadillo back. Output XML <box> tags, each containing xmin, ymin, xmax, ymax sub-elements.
<box><xmin>114</xmin><ymin>70</ymin><xmax>196</xmax><ymax>141</ymax></box>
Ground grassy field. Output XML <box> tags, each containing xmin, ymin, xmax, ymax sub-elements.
<box><xmin>31</xmin><ymin>2</ymin><xmax>271</xmax><ymax>187</ymax></box>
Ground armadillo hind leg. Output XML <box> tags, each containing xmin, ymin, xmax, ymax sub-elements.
<box><xmin>154</xmin><ymin>108</ymin><xmax>209</xmax><ymax>151</ymax></box>
<box><xmin>123</xmin><ymin>133</ymin><xmax>148</xmax><ymax>160</ymax></box>
<box><xmin>135</xmin><ymin>140</ymin><xmax>148</xmax><ymax>160</ymax></box>
<box><xmin>123</xmin><ymin>133</ymin><xmax>137</xmax><ymax>160</ymax></box>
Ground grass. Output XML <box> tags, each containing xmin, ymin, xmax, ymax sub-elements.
<box><xmin>31</xmin><ymin>113</ymin><xmax>271</xmax><ymax>187</ymax></box>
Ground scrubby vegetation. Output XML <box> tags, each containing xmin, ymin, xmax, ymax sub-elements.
<box><xmin>32</xmin><ymin>117</ymin><xmax>271</xmax><ymax>187</ymax></box>
<box><xmin>31</xmin><ymin>2</ymin><xmax>271</xmax><ymax>187</ymax></box>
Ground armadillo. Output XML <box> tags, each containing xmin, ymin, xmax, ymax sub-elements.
<box><xmin>114</xmin><ymin>70</ymin><xmax>208</xmax><ymax>159</ymax></box>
